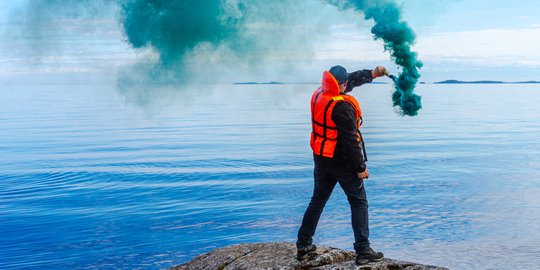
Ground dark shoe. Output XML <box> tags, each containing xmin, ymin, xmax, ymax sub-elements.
<box><xmin>296</xmin><ymin>244</ymin><xmax>317</xmax><ymax>261</ymax></box>
<box><xmin>355</xmin><ymin>247</ymin><xmax>384</xmax><ymax>265</ymax></box>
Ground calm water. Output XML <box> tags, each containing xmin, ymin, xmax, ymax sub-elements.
<box><xmin>1</xmin><ymin>82</ymin><xmax>539</xmax><ymax>269</ymax></box>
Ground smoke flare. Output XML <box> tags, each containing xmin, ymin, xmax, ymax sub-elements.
<box><xmin>12</xmin><ymin>0</ymin><xmax>423</xmax><ymax>113</ymax></box>
<box><xmin>330</xmin><ymin>0</ymin><xmax>423</xmax><ymax>116</ymax></box>
<box><xmin>119</xmin><ymin>0</ymin><xmax>422</xmax><ymax>115</ymax></box>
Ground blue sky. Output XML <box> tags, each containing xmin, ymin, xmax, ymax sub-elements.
<box><xmin>1</xmin><ymin>0</ymin><xmax>540</xmax><ymax>83</ymax></box>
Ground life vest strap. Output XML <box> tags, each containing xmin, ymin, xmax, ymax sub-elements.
<box><xmin>312</xmin><ymin>131</ymin><xmax>337</xmax><ymax>140</ymax></box>
<box><xmin>319</xmin><ymin>98</ymin><xmax>336</xmax><ymax>156</ymax></box>
<box><xmin>311</xmin><ymin>90</ymin><xmax>324</xmax><ymax>144</ymax></box>
<box><xmin>312</xmin><ymin>120</ymin><xmax>338</xmax><ymax>130</ymax></box>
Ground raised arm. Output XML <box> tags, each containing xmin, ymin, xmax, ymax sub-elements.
<box><xmin>344</xmin><ymin>66</ymin><xmax>388</xmax><ymax>93</ymax></box>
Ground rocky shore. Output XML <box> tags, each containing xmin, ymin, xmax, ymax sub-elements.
<box><xmin>171</xmin><ymin>242</ymin><xmax>448</xmax><ymax>270</ymax></box>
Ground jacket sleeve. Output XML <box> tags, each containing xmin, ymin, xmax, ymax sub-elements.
<box><xmin>331</xmin><ymin>101</ymin><xmax>367</xmax><ymax>173</ymax></box>
<box><xmin>345</xmin><ymin>69</ymin><xmax>373</xmax><ymax>93</ymax></box>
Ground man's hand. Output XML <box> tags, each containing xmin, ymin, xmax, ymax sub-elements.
<box><xmin>371</xmin><ymin>66</ymin><xmax>387</xmax><ymax>78</ymax></box>
<box><xmin>357</xmin><ymin>168</ymin><xmax>369</xmax><ymax>180</ymax></box>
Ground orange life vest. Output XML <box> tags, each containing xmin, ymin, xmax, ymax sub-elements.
<box><xmin>310</xmin><ymin>70</ymin><xmax>363</xmax><ymax>158</ymax></box>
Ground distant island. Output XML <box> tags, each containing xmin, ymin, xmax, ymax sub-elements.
<box><xmin>233</xmin><ymin>81</ymin><xmax>286</xmax><ymax>85</ymax></box>
<box><xmin>233</xmin><ymin>81</ymin><xmax>388</xmax><ymax>85</ymax></box>
<box><xmin>233</xmin><ymin>80</ymin><xmax>540</xmax><ymax>85</ymax></box>
<box><xmin>434</xmin><ymin>80</ymin><xmax>540</xmax><ymax>84</ymax></box>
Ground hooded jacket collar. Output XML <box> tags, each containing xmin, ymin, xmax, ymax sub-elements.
<box><xmin>321</xmin><ymin>70</ymin><xmax>340</xmax><ymax>96</ymax></box>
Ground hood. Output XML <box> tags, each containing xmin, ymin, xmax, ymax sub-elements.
<box><xmin>321</xmin><ymin>70</ymin><xmax>340</xmax><ymax>96</ymax></box>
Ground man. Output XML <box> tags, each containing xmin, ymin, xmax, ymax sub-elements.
<box><xmin>296</xmin><ymin>65</ymin><xmax>387</xmax><ymax>265</ymax></box>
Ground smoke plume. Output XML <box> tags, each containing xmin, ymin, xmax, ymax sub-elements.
<box><xmin>118</xmin><ymin>0</ymin><xmax>422</xmax><ymax>115</ymax></box>
<box><xmin>119</xmin><ymin>0</ymin><xmax>244</xmax><ymax>66</ymax></box>
<box><xmin>114</xmin><ymin>0</ymin><xmax>336</xmax><ymax>105</ymax></box>
<box><xmin>329</xmin><ymin>0</ymin><xmax>423</xmax><ymax>116</ymax></box>
<box><xmin>8</xmin><ymin>0</ymin><xmax>423</xmax><ymax>114</ymax></box>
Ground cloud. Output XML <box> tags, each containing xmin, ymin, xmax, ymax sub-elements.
<box><xmin>415</xmin><ymin>28</ymin><xmax>540</xmax><ymax>67</ymax></box>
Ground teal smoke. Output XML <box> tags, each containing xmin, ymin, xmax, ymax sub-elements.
<box><xmin>330</xmin><ymin>0</ymin><xmax>423</xmax><ymax>116</ymax></box>
<box><xmin>119</xmin><ymin>0</ymin><xmax>243</xmax><ymax>65</ymax></box>
<box><xmin>119</xmin><ymin>0</ymin><xmax>422</xmax><ymax>115</ymax></box>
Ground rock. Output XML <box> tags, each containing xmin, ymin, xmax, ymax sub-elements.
<box><xmin>170</xmin><ymin>242</ymin><xmax>448</xmax><ymax>270</ymax></box>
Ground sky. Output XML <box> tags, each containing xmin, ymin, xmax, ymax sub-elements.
<box><xmin>1</xmin><ymin>0</ymin><xmax>540</xmax><ymax>83</ymax></box>
<box><xmin>319</xmin><ymin>0</ymin><xmax>540</xmax><ymax>82</ymax></box>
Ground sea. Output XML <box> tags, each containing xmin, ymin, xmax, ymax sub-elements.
<box><xmin>1</xmin><ymin>82</ymin><xmax>539</xmax><ymax>269</ymax></box>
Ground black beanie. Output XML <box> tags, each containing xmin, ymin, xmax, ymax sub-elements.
<box><xmin>329</xmin><ymin>65</ymin><xmax>348</xmax><ymax>84</ymax></box>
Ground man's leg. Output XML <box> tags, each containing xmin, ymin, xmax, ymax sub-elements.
<box><xmin>336</xmin><ymin>168</ymin><xmax>383</xmax><ymax>264</ymax></box>
<box><xmin>335</xmin><ymin>170</ymin><xmax>370</xmax><ymax>252</ymax></box>
<box><xmin>296</xmin><ymin>165</ymin><xmax>337</xmax><ymax>248</ymax></box>
<box><xmin>348</xmin><ymin>182</ymin><xmax>370</xmax><ymax>252</ymax></box>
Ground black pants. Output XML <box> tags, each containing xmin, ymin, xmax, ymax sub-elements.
<box><xmin>296</xmin><ymin>162</ymin><xmax>370</xmax><ymax>252</ymax></box>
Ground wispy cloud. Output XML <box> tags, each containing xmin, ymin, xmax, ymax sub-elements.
<box><xmin>315</xmin><ymin>27</ymin><xmax>540</xmax><ymax>67</ymax></box>
<box><xmin>415</xmin><ymin>28</ymin><xmax>540</xmax><ymax>67</ymax></box>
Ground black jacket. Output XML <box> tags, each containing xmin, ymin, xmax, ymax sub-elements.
<box><xmin>314</xmin><ymin>69</ymin><xmax>373</xmax><ymax>173</ymax></box>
